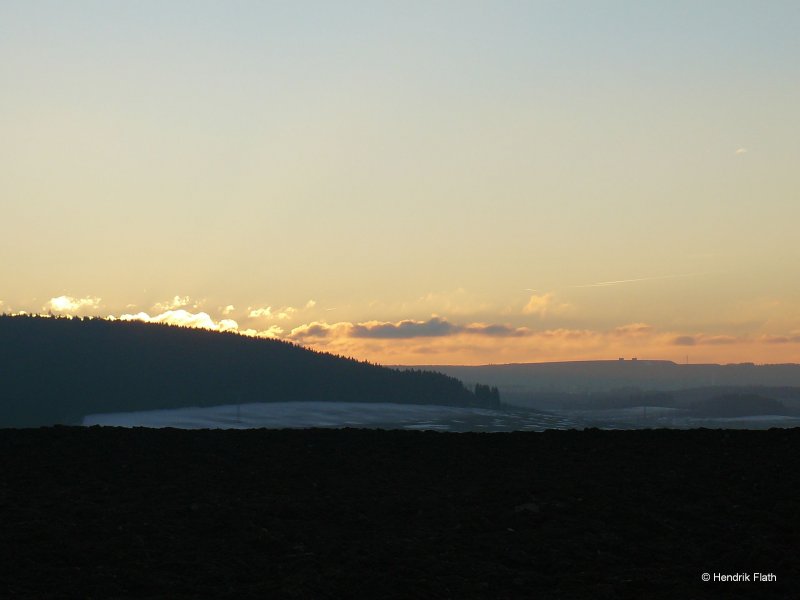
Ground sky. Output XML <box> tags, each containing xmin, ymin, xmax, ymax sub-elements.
<box><xmin>2</xmin><ymin>1</ymin><xmax>799</xmax><ymax>365</ymax></box>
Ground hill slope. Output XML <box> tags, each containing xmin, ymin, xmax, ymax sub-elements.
<box><xmin>0</xmin><ymin>315</ymin><xmax>495</xmax><ymax>427</ymax></box>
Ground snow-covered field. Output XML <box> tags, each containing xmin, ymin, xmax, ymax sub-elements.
<box><xmin>82</xmin><ymin>401</ymin><xmax>581</xmax><ymax>432</ymax></box>
<box><xmin>560</xmin><ymin>407</ymin><xmax>800</xmax><ymax>430</ymax></box>
<box><xmin>82</xmin><ymin>401</ymin><xmax>800</xmax><ymax>431</ymax></box>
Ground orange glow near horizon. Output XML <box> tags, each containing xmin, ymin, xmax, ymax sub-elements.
<box><xmin>13</xmin><ymin>308</ymin><xmax>798</xmax><ymax>367</ymax></box>
<box><xmin>293</xmin><ymin>331</ymin><xmax>800</xmax><ymax>367</ymax></box>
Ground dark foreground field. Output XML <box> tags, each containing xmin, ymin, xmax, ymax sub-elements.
<box><xmin>0</xmin><ymin>427</ymin><xmax>797</xmax><ymax>599</ymax></box>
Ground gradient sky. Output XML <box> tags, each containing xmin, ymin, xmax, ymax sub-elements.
<box><xmin>2</xmin><ymin>1</ymin><xmax>799</xmax><ymax>365</ymax></box>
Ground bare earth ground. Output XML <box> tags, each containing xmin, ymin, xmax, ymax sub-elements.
<box><xmin>0</xmin><ymin>427</ymin><xmax>797</xmax><ymax>599</ymax></box>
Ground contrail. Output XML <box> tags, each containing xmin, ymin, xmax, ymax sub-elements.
<box><xmin>572</xmin><ymin>273</ymin><xmax>697</xmax><ymax>288</ymax></box>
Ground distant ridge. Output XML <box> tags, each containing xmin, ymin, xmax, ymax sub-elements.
<box><xmin>0</xmin><ymin>315</ymin><xmax>497</xmax><ymax>427</ymax></box>
<box><xmin>397</xmin><ymin>360</ymin><xmax>800</xmax><ymax>417</ymax></box>
<box><xmin>407</xmin><ymin>359</ymin><xmax>800</xmax><ymax>392</ymax></box>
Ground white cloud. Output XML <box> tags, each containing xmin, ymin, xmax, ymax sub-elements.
<box><xmin>217</xmin><ymin>319</ymin><xmax>240</xmax><ymax>332</ymax></box>
<box><xmin>152</xmin><ymin>295</ymin><xmax>192</xmax><ymax>312</ymax></box>
<box><xmin>258</xmin><ymin>325</ymin><xmax>285</xmax><ymax>338</ymax></box>
<box><xmin>119</xmin><ymin>309</ymin><xmax>239</xmax><ymax>333</ymax></box>
<box><xmin>221</xmin><ymin>305</ymin><xmax>235</xmax><ymax>315</ymax></box>
<box><xmin>735</xmin><ymin>147</ymin><xmax>747</xmax><ymax>155</ymax></box>
<box><xmin>46</xmin><ymin>295</ymin><xmax>102</xmax><ymax>314</ymax></box>
<box><xmin>249</xmin><ymin>302</ymin><xmax>312</xmax><ymax>321</ymax></box>
<box><xmin>115</xmin><ymin>309</ymin><xmax>286</xmax><ymax>338</ymax></box>
<box><xmin>276</xmin><ymin>307</ymin><xmax>296</xmax><ymax>320</ymax></box>
<box><xmin>248</xmin><ymin>306</ymin><xmax>273</xmax><ymax>319</ymax></box>
<box><xmin>522</xmin><ymin>292</ymin><xmax>570</xmax><ymax>317</ymax></box>
<box><xmin>522</xmin><ymin>293</ymin><xmax>552</xmax><ymax>316</ymax></box>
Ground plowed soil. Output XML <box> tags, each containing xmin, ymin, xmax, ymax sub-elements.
<box><xmin>0</xmin><ymin>427</ymin><xmax>797</xmax><ymax>599</ymax></box>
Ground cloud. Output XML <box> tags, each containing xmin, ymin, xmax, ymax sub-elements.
<box><xmin>115</xmin><ymin>309</ymin><xmax>292</xmax><ymax>340</ymax></box>
<box><xmin>702</xmin><ymin>335</ymin><xmax>738</xmax><ymax>345</ymax></box>
<box><xmin>248</xmin><ymin>302</ymin><xmax>313</xmax><ymax>321</ymax></box>
<box><xmin>535</xmin><ymin>328</ymin><xmax>599</xmax><ymax>341</ymax></box>
<box><xmin>23</xmin><ymin>290</ymin><xmax>799</xmax><ymax>364</ymax></box>
<box><xmin>522</xmin><ymin>292</ymin><xmax>570</xmax><ymax>317</ymax></box>
<box><xmin>248</xmin><ymin>307</ymin><xmax>273</xmax><ymax>319</ymax></box>
<box><xmin>351</xmin><ymin>317</ymin><xmax>457</xmax><ymax>339</ymax></box>
<box><xmin>735</xmin><ymin>147</ymin><xmax>747</xmax><ymax>155</ymax></box>
<box><xmin>672</xmin><ymin>334</ymin><xmax>740</xmax><ymax>346</ymax></box>
<box><xmin>523</xmin><ymin>293</ymin><xmax>553</xmax><ymax>316</ymax></box>
<box><xmin>217</xmin><ymin>319</ymin><xmax>240</xmax><ymax>332</ymax></box>
<box><xmin>611</xmin><ymin>323</ymin><xmax>654</xmax><ymax>337</ymax></box>
<box><xmin>288</xmin><ymin>317</ymin><xmax>532</xmax><ymax>342</ymax></box>
<box><xmin>258</xmin><ymin>325</ymin><xmax>285</xmax><ymax>338</ymax></box>
<box><xmin>283</xmin><ymin>316</ymin><xmax>798</xmax><ymax>364</ymax></box>
<box><xmin>46</xmin><ymin>295</ymin><xmax>102</xmax><ymax>314</ymax></box>
<box><xmin>289</xmin><ymin>321</ymin><xmax>352</xmax><ymax>341</ymax></box>
<box><xmin>351</xmin><ymin>318</ymin><xmax>525</xmax><ymax>339</ymax></box>
<box><xmin>96</xmin><ymin>306</ymin><xmax>800</xmax><ymax>364</ymax></box>
<box><xmin>119</xmin><ymin>309</ymin><xmax>239</xmax><ymax>332</ymax></box>
<box><xmin>152</xmin><ymin>296</ymin><xmax>192</xmax><ymax>312</ymax></box>
<box><xmin>286</xmin><ymin>322</ymin><xmax>615</xmax><ymax>364</ymax></box>
<box><xmin>464</xmin><ymin>323</ymin><xmax>530</xmax><ymax>337</ymax></box>
<box><xmin>287</xmin><ymin>318</ymin><xmax>670</xmax><ymax>345</ymax></box>
<box><xmin>759</xmin><ymin>333</ymin><xmax>800</xmax><ymax>344</ymax></box>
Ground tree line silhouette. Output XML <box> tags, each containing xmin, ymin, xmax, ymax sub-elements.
<box><xmin>0</xmin><ymin>315</ymin><xmax>501</xmax><ymax>427</ymax></box>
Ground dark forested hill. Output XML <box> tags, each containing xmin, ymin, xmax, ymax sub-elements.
<box><xmin>0</xmin><ymin>315</ymin><xmax>496</xmax><ymax>427</ymax></box>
